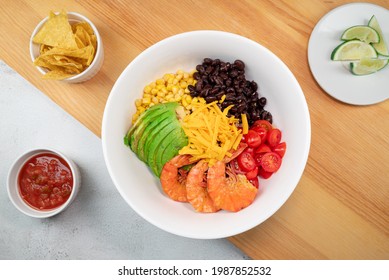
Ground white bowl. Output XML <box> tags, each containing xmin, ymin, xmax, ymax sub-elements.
<box><xmin>29</xmin><ymin>12</ymin><xmax>104</xmax><ymax>83</ymax></box>
<box><xmin>7</xmin><ymin>148</ymin><xmax>81</xmax><ymax>218</ymax></box>
<box><xmin>102</xmin><ymin>30</ymin><xmax>311</xmax><ymax>239</ymax></box>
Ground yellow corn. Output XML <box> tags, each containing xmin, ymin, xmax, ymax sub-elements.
<box><xmin>133</xmin><ymin>69</ymin><xmax>199</xmax><ymax>121</ymax></box>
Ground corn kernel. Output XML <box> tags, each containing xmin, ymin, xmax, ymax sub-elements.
<box><xmin>176</xmin><ymin>74</ymin><xmax>183</xmax><ymax>81</ymax></box>
<box><xmin>142</xmin><ymin>97</ymin><xmax>151</xmax><ymax>104</ymax></box>
<box><xmin>178</xmin><ymin>88</ymin><xmax>184</xmax><ymax>95</ymax></box>
<box><xmin>150</xmin><ymin>82</ymin><xmax>156</xmax><ymax>88</ymax></box>
<box><xmin>183</xmin><ymin>73</ymin><xmax>189</xmax><ymax>79</ymax></box>
<box><xmin>182</xmin><ymin>99</ymin><xmax>188</xmax><ymax>107</ymax></box>
<box><xmin>163</xmin><ymin>74</ymin><xmax>172</xmax><ymax>81</ymax></box>
<box><xmin>184</xmin><ymin>88</ymin><xmax>190</xmax><ymax>94</ymax></box>
<box><xmin>156</xmin><ymin>84</ymin><xmax>164</xmax><ymax>90</ymax></box>
<box><xmin>135</xmin><ymin>99</ymin><xmax>142</xmax><ymax>107</ymax></box>
<box><xmin>172</xmin><ymin>79</ymin><xmax>179</xmax><ymax>85</ymax></box>
<box><xmin>157</xmin><ymin>90</ymin><xmax>165</xmax><ymax>97</ymax></box>
<box><xmin>185</xmin><ymin>95</ymin><xmax>192</xmax><ymax>103</ymax></box>
<box><xmin>176</xmin><ymin>69</ymin><xmax>184</xmax><ymax>75</ymax></box>
<box><xmin>138</xmin><ymin>106</ymin><xmax>146</xmax><ymax>113</ymax></box>
<box><xmin>172</xmin><ymin>86</ymin><xmax>179</xmax><ymax>94</ymax></box>
<box><xmin>180</xmin><ymin>81</ymin><xmax>187</xmax><ymax>89</ymax></box>
<box><xmin>175</xmin><ymin>96</ymin><xmax>182</xmax><ymax>102</ymax></box>
<box><xmin>166</xmin><ymin>84</ymin><xmax>172</xmax><ymax>91</ymax></box>
<box><xmin>151</xmin><ymin>88</ymin><xmax>158</xmax><ymax>95</ymax></box>
<box><xmin>187</xmin><ymin>77</ymin><xmax>194</xmax><ymax>85</ymax></box>
<box><xmin>144</xmin><ymin>85</ymin><xmax>152</xmax><ymax>93</ymax></box>
<box><xmin>167</xmin><ymin>77</ymin><xmax>174</xmax><ymax>84</ymax></box>
<box><xmin>152</xmin><ymin>97</ymin><xmax>159</xmax><ymax>104</ymax></box>
<box><xmin>156</xmin><ymin>78</ymin><xmax>165</xmax><ymax>85</ymax></box>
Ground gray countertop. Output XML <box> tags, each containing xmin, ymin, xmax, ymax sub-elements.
<box><xmin>0</xmin><ymin>61</ymin><xmax>248</xmax><ymax>260</ymax></box>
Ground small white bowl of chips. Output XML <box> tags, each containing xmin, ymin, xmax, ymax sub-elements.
<box><xmin>30</xmin><ymin>11</ymin><xmax>104</xmax><ymax>83</ymax></box>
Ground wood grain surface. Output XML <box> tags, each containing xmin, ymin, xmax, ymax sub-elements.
<box><xmin>1</xmin><ymin>0</ymin><xmax>388</xmax><ymax>259</ymax></box>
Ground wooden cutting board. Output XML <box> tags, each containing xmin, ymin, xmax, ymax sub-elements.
<box><xmin>1</xmin><ymin>0</ymin><xmax>388</xmax><ymax>259</ymax></box>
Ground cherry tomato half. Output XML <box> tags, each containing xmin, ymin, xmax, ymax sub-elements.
<box><xmin>237</xmin><ymin>151</ymin><xmax>256</xmax><ymax>172</ymax></box>
<box><xmin>267</xmin><ymin>128</ymin><xmax>282</xmax><ymax>147</ymax></box>
<box><xmin>255</xmin><ymin>143</ymin><xmax>272</xmax><ymax>154</ymax></box>
<box><xmin>246</xmin><ymin>130</ymin><xmax>262</xmax><ymax>148</ymax></box>
<box><xmin>253</xmin><ymin>120</ymin><xmax>273</xmax><ymax>132</ymax></box>
<box><xmin>251</xmin><ymin>126</ymin><xmax>267</xmax><ymax>142</ymax></box>
<box><xmin>245</xmin><ymin>166</ymin><xmax>259</xmax><ymax>180</ymax></box>
<box><xmin>254</xmin><ymin>153</ymin><xmax>264</xmax><ymax>166</ymax></box>
<box><xmin>249</xmin><ymin>177</ymin><xmax>259</xmax><ymax>189</ymax></box>
<box><xmin>273</xmin><ymin>142</ymin><xmax>287</xmax><ymax>158</ymax></box>
<box><xmin>260</xmin><ymin>152</ymin><xmax>282</xmax><ymax>173</ymax></box>
<box><xmin>259</xmin><ymin>168</ymin><xmax>273</xmax><ymax>179</ymax></box>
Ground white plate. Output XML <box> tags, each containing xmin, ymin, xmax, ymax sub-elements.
<box><xmin>102</xmin><ymin>31</ymin><xmax>310</xmax><ymax>239</ymax></box>
<box><xmin>308</xmin><ymin>3</ymin><xmax>389</xmax><ymax>105</ymax></box>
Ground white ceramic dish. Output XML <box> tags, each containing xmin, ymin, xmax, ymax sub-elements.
<box><xmin>30</xmin><ymin>12</ymin><xmax>104</xmax><ymax>83</ymax></box>
<box><xmin>7</xmin><ymin>148</ymin><xmax>81</xmax><ymax>218</ymax></box>
<box><xmin>102</xmin><ymin>30</ymin><xmax>311</xmax><ymax>239</ymax></box>
<box><xmin>308</xmin><ymin>3</ymin><xmax>389</xmax><ymax>105</ymax></box>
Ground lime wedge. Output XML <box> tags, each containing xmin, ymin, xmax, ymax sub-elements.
<box><xmin>341</xmin><ymin>25</ymin><xmax>380</xmax><ymax>44</ymax></box>
<box><xmin>350</xmin><ymin>57</ymin><xmax>389</xmax><ymax>75</ymax></box>
<box><xmin>331</xmin><ymin>40</ymin><xmax>377</xmax><ymax>61</ymax></box>
<box><xmin>368</xmin><ymin>15</ymin><xmax>389</xmax><ymax>57</ymax></box>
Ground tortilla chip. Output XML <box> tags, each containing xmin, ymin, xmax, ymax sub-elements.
<box><xmin>33</xmin><ymin>11</ymin><xmax>97</xmax><ymax>80</ymax></box>
<box><xmin>33</xmin><ymin>10</ymin><xmax>78</xmax><ymax>50</ymax></box>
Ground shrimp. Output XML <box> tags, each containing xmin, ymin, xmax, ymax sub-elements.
<box><xmin>186</xmin><ymin>160</ymin><xmax>220</xmax><ymax>213</ymax></box>
<box><xmin>160</xmin><ymin>154</ymin><xmax>192</xmax><ymax>202</ymax></box>
<box><xmin>207</xmin><ymin>160</ymin><xmax>257</xmax><ymax>212</ymax></box>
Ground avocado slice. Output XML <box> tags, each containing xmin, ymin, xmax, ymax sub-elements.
<box><xmin>147</xmin><ymin>124</ymin><xmax>178</xmax><ymax>176</ymax></box>
<box><xmin>141</xmin><ymin>104</ymin><xmax>181</xmax><ymax>163</ymax></box>
<box><xmin>136</xmin><ymin>112</ymin><xmax>172</xmax><ymax>162</ymax></box>
<box><xmin>156</xmin><ymin>128</ymin><xmax>188</xmax><ymax>177</ymax></box>
<box><xmin>124</xmin><ymin>102</ymin><xmax>177</xmax><ymax>147</ymax></box>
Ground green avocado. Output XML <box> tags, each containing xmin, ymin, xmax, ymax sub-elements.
<box><xmin>124</xmin><ymin>102</ymin><xmax>177</xmax><ymax>148</ymax></box>
<box><xmin>156</xmin><ymin>128</ymin><xmax>188</xmax><ymax>177</ymax></box>
<box><xmin>136</xmin><ymin>112</ymin><xmax>172</xmax><ymax>162</ymax></box>
<box><xmin>147</xmin><ymin>124</ymin><xmax>177</xmax><ymax>176</ymax></box>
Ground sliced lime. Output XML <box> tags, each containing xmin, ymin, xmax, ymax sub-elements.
<box><xmin>341</xmin><ymin>25</ymin><xmax>380</xmax><ymax>44</ymax></box>
<box><xmin>350</xmin><ymin>57</ymin><xmax>389</xmax><ymax>75</ymax></box>
<box><xmin>368</xmin><ymin>15</ymin><xmax>389</xmax><ymax>57</ymax></box>
<box><xmin>331</xmin><ymin>40</ymin><xmax>377</xmax><ymax>61</ymax></box>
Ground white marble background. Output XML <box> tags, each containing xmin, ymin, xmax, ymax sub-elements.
<box><xmin>0</xmin><ymin>61</ymin><xmax>248</xmax><ymax>260</ymax></box>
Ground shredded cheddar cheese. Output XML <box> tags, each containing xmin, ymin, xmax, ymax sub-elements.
<box><xmin>179</xmin><ymin>101</ymin><xmax>243</xmax><ymax>166</ymax></box>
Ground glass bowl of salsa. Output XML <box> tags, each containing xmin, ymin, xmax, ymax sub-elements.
<box><xmin>7</xmin><ymin>148</ymin><xmax>80</xmax><ymax>218</ymax></box>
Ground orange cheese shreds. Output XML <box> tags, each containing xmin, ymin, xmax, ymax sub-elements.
<box><xmin>179</xmin><ymin>101</ymin><xmax>242</xmax><ymax>166</ymax></box>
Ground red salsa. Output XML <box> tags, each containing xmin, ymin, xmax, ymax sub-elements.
<box><xmin>18</xmin><ymin>153</ymin><xmax>73</xmax><ymax>210</ymax></box>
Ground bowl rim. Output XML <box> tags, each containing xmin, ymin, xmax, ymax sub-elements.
<box><xmin>102</xmin><ymin>30</ymin><xmax>311</xmax><ymax>239</ymax></box>
<box><xmin>29</xmin><ymin>11</ymin><xmax>103</xmax><ymax>82</ymax></box>
<box><xmin>7</xmin><ymin>148</ymin><xmax>80</xmax><ymax>218</ymax></box>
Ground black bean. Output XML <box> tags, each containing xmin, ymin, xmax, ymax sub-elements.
<box><xmin>191</xmin><ymin>58</ymin><xmax>273</xmax><ymax>126</ymax></box>
<box><xmin>196</xmin><ymin>65</ymin><xmax>205</xmax><ymax>74</ymax></box>
<box><xmin>203</xmin><ymin>58</ymin><xmax>213</xmax><ymax>64</ymax></box>
<box><xmin>205</xmin><ymin>66</ymin><xmax>213</xmax><ymax>75</ymax></box>
<box><xmin>205</xmin><ymin>96</ymin><xmax>218</xmax><ymax>103</ymax></box>
<box><xmin>237</xmin><ymin>103</ymin><xmax>246</xmax><ymax>113</ymax></box>
<box><xmin>210</xmin><ymin>87</ymin><xmax>219</xmax><ymax>95</ymax></box>
<box><xmin>258</xmin><ymin>97</ymin><xmax>266</xmax><ymax>107</ymax></box>
<box><xmin>214</xmin><ymin>76</ymin><xmax>224</xmax><ymax>85</ymax></box>
<box><xmin>211</xmin><ymin>58</ymin><xmax>220</xmax><ymax>65</ymax></box>
<box><xmin>195</xmin><ymin>80</ymin><xmax>203</xmax><ymax>91</ymax></box>
<box><xmin>229</xmin><ymin>69</ymin><xmax>239</xmax><ymax>78</ymax></box>
<box><xmin>234</xmin><ymin>59</ymin><xmax>245</xmax><ymax>70</ymax></box>
<box><xmin>220</xmin><ymin>71</ymin><xmax>228</xmax><ymax>80</ymax></box>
